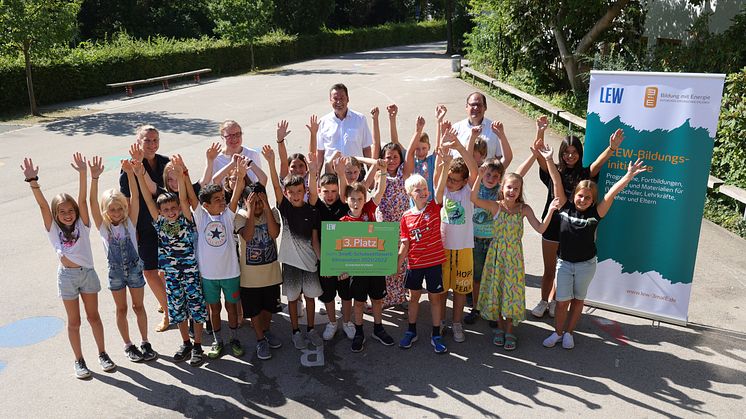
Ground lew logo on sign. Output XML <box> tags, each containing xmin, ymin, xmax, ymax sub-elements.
<box><xmin>599</xmin><ymin>86</ymin><xmax>624</xmax><ymax>104</ymax></box>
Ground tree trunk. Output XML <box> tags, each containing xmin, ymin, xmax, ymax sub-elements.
<box><xmin>250</xmin><ymin>42</ymin><xmax>255</xmax><ymax>70</ymax></box>
<box><xmin>445</xmin><ymin>0</ymin><xmax>454</xmax><ymax>54</ymax></box>
<box><xmin>552</xmin><ymin>27</ymin><xmax>582</xmax><ymax>95</ymax></box>
<box><xmin>23</xmin><ymin>41</ymin><xmax>40</xmax><ymax>116</ymax></box>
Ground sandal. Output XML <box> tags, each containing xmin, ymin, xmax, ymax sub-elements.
<box><xmin>493</xmin><ymin>329</ymin><xmax>505</xmax><ymax>346</ymax></box>
<box><xmin>155</xmin><ymin>317</ymin><xmax>170</xmax><ymax>332</ymax></box>
<box><xmin>504</xmin><ymin>333</ymin><xmax>517</xmax><ymax>351</ymax></box>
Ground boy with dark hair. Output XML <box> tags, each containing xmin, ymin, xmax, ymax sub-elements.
<box><xmin>262</xmin><ymin>145</ymin><xmax>323</xmax><ymax>349</ymax></box>
<box><xmin>235</xmin><ymin>183</ymin><xmax>283</xmax><ymax>360</ymax></box>
<box><xmin>195</xmin><ymin>159</ymin><xmax>246</xmax><ymax>359</ymax></box>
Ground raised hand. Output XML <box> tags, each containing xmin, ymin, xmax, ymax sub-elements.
<box><xmin>532</xmin><ymin>134</ymin><xmax>545</xmax><ymax>152</ymax></box>
<box><xmin>477</xmin><ymin>164</ymin><xmax>487</xmax><ymax>178</ymax></box>
<box><xmin>305</xmin><ymin>115</ymin><xmax>319</xmax><ymax>135</ymax></box>
<box><xmin>436</xmin><ymin>104</ymin><xmax>447</xmax><ymax>122</ymax></box>
<box><xmin>88</xmin><ymin>156</ymin><xmax>105</xmax><ymax>178</ymax></box>
<box><xmin>237</xmin><ymin>156</ymin><xmax>249</xmax><ymax>177</ymax></box>
<box><xmin>20</xmin><ymin>157</ymin><xmax>39</xmax><ymax>179</ymax></box>
<box><xmin>440</xmin><ymin>119</ymin><xmax>452</xmax><ymax>134</ymax></box>
<box><xmin>131</xmin><ymin>159</ymin><xmax>145</xmax><ymax>176</ymax></box>
<box><xmin>277</xmin><ymin>120</ymin><xmax>291</xmax><ymax>143</ymax></box>
<box><xmin>171</xmin><ymin>154</ymin><xmax>186</xmax><ymax>173</ymax></box>
<box><xmin>120</xmin><ymin>159</ymin><xmax>132</xmax><ymax>174</ymax></box>
<box><xmin>539</xmin><ymin>145</ymin><xmax>554</xmax><ymax>161</ymax></box>
<box><xmin>387</xmin><ymin>104</ymin><xmax>398</xmax><ymax>118</ymax></box>
<box><xmin>415</xmin><ymin>116</ymin><xmax>425</xmax><ymax>132</ymax></box>
<box><xmin>71</xmin><ymin>152</ymin><xmax>87</xmax><ymax>173</ymax></box>
<box><xmin>129</xmin><ymin>143</ymin><xmax>144</xmax><ymax>162</ymax></box>
<box><xmin>376</xmin><ymin>159</ymin><xmax>387</xmax><ymax>172</ymax></box>
<box><xmin>247</xmin><ymin>192</ymin><xmax>258</xmax><ymax>211</ymax></box>
<box><xmin>307</xmin><ymin>153</ymin><xmax>318</xmax><ymax>174</ymax></box>
<box><xmin>627</xmin><ymin>158</ymin><xmax>647</xmax><ymax>177</ymax></box>
<box><xmin>206</xmin><ymin>142</ymin><xmax>221</xmax><ymax>161</ymax></box>
<box><xmin>261</xmin><ymin>144</ymin><xmax>275</xmax><ymax>162</ymax></box>
<box><xmin>610</xmin><ymin>129</ymin><xmax>624</xmax><ymax>150</ymax></box>
<box><xmin>549</xmin><ymin>197</ymin><xmax>561</xmax><ymax>211</ymax></box>
<box><xmin>491</xmin><ymin>120</ymin><xmax>506</xmax><ymax>138</ymax></box>
<box><xmin>470</xmin><ymin>125</ymin><xmax>482</xmax><ymax>138</ymax></box>
<box><xmin>536</xmin><ymin>116</ymin><xmax>548</xmax><ymax>132</ymax></box>
<box><xmin>370</xmin><ymin>107</ymin><xmax>379</xmax><ymax>119</ymax></box>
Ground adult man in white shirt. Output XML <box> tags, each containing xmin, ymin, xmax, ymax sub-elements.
<box><xmin>316</xmin><ymin>83</ymin><xmax>373</xmax><ymax>172</ymax></box>
<box><xmin>452</xmin><ymin>92</ymin><xmax>504</xmax><ymax>160</ymax></box>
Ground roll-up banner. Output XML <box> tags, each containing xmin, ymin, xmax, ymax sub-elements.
<box><xmin>584</xmin><ymin>71</ymin><xmax>725</xmax><ymax>325</ymax></box>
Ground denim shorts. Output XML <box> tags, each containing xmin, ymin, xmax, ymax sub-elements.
<box><xmin>555</xmin><ymin>257</ymin><xmax>597</xmax><ymax>301</ymax></box>
<box><xmin>108</xmin><ymin>263</ymin><xmax>145</xmax><ymax>291</ymax></box>
<box><xmin>58</xmin><ymin>266</ymin><xmax>102</xmax><ymax>300</ymax></box>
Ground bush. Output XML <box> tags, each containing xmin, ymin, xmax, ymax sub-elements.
<box><xmin>0</xmin><ymin>20</ymin><xmax>445</xmax><ymax>115</ymax></box>
<box><xmin>712</xmin><ymin>68</ymin><xmax>746</xmax><ymax>189</ymax></box>
<box><xmin>274</xmin><ymin>0</ymin><xmax>335</xmax><ymax>34</ymax></box>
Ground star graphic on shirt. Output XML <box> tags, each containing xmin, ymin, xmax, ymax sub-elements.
<box><xmin>210</xmin><ymin>228</ymin><xmax>223</xmax><ymax>240</ymax></box>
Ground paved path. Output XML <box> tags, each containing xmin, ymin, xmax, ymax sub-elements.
<box><xmin>0</xmin><ymin>42</ymin><xmax>744</xmax><ymax>418</ymax></box>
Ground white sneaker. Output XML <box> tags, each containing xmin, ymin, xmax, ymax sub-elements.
<box><xmin>562</xmin><ymin>332</ymin><xmax>575</xmax><ymax>349</ymax></box>
<box><xmin>543</xmin><ymin>332</ymin><xmax>563</xmax><ymax>348</ymax></box>
<box><xmin>531</xmin><ymin>300</ymin><xmax>549</xmax><ymax>317</ymax></box>
<box><xmin>342</xmin><ymin>321</ymin><xmax>356</xmax><ymax>340</ymax></box>
<box><xmin>322</xmin><ymin>322</ymin><xmax>338</xmax><ymax>340</ymax></box>
<box><xmin>297</xmin><ymin>300</ymin><xmax>305</xmax><ymax>317</ymax></box>
<box><xmin>452</xmin><ymin>322</ymin><xmax>465</xmax><ymax>343</ymax></box>
<box><xmin>548</xmin><ymin>300</ymin><xmax>557</xmax><ymax>318</ymax></box>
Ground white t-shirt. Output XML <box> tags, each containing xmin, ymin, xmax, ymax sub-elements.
<box><xmin>440</xmin><ymin>186</ymin><xmax>475</xmax><ymax>250</ymax></box>
<box><xmin>452</xmin><ymin>117</ymin><xmax>503</xmax><ymax>160</ymax></box>
<box><xmin>193</xmin><ymin>204</ymin><xmax>240</xmax><ymax>280</ymax></box>
<box><xmin>47</xmin><ymin>218</ymin><xmax>95</xmax><ymax>268</ymax></box>
<box><xmin>317</xmin><ymin>109</ymin><xmax>373</xmax><ymax>162</ymax></box>
<box><xmin>98</xmin><ymin>218</ymin><xmax>139</xmax><ymax>256</ymax></box>
<box><xmin>213</xmin><ymin>146</ymin><xmax>263</xmax><ymax>183</ymax></box>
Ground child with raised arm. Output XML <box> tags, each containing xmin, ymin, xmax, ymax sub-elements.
<box><xmin>471</xmin><ymin>165</ymin><xmax>555</xmax><ymax>351</ymax></box>
<box><xmin>539</xmin><ymin>145</ymin><xmax>646</xmax><ymax>349</ymax></box>
<box><xmin>193</xmin><ymin>155</ymin><xmax>247</xmax><ymax>360</ymax></box>
<box><xmin>404</xmin><ymin>108</ymin><xmax>444</xmax><ymax>201</ymax></box>
<box><xmin>23</xmin><ymin>154</ymin><xmax>115</xmax><ymax>378</ymax></box>
<box><xmin>262</xmin><ymin>144</ymin><xmax>323</xmax><ymax>349</ymax></box>
<box><xmin>236</xmin><ymin>183</ymin><xmax>283</xmax><ymax>360</ymax></box>
<box><xmin>89</xmin><ymin>157</ymin><xmax>157</xmax><ymax>363</ymax></box>
<box><xmin>435</xmin><ymin>129</ymin><xmax>479</xmax><ymax>343</ymax></box>
<box><xmin>136</xmin><ymin>158</ymin><xmax>208</xmax><ymax>367</ymax></box>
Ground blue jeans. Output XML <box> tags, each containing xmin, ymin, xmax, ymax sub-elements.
<box><xmin>107</xmin><ymin>229</ymin><xmax>145</xmax><ymax>291</ymax></box>
<box><xmin>555</xmin><ymin>257</ymin><xmax>597</xmax><ymax>301</ymax></box>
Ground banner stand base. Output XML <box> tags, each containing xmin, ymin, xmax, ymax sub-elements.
<box><xmin>584</xmin><ymin>300</ymin><xmax>688</xmax><ymax>327</ymax></box>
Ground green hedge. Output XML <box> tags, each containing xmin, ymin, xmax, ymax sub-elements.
<box><xmin>0</xmin><ymin>20</ymin><xmax>445</xmax><ymax>114</ymax></box>
<box><xmin>712</xmin><ymin>68</ymin><xmax>746</xmax><ymax>189</ymax></box>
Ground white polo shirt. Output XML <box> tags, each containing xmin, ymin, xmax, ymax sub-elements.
<box><xmin>317</xmin><ymin>109</ymin><xmax>373</xmax><ymax>162</ymax></box>
<box><xmin>452</xmin><ymin>117</ymin><xmax>503</xmax><ymax>160</ymax></box>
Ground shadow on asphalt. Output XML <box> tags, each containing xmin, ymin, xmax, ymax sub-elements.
<box><xmin>89</xmin><ymin>293</ymin><xmax>744</xmax><ymax>417</ymax></box>
<box><xmin>43</xmin><ymin>110</ymin><xmax>218</xmax><ymax>138</ymax></box>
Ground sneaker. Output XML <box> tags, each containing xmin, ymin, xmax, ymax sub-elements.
<box><xmin>230</xmin><ymin>339</ymin><xmax>244</xmax><ymax>357</ymax></box>
<box><xmin>292</xmin><ymin>331</ymin><xmax>308</xmax><ymax>350</ymax></box>
<box><xmin>548</xmin><ymin>300</ymin><xmax>557</xmax><ymax>318</ymax></box>
<box><xmin>173</xmin><ymin>342</ymin><xmax>193</xmax><ymax>362</ymax></box>
<box><xmin>463</xmin><ymin>309</ymin><xmax>480</xmax><ymax>325</ymax></box>
<box><xmin>265</xmin><ymin>330</ymin><xmax>282</xmax><ymax>349</ymax></box>
<box><xmin>531</xmin><ymin>300</ymin><xmax>549</xmax><ymax>317</ymax></box>
<box><xmin>562</xmin><ymin>332</ymin><xmax>575</xmax><ymax>349</ymax></box>
<box><xmin>439</xmin><ymin>320</ymin><xmax>448</xmax><ymax>337</ymax></box>
<box><xmin>372</xmin><ymin>328</ymin><xmax>395</xmax><ymax>346</ymax></box>
<box><xmin>124</xmin><ymin>344</ymin><xmax>144</xmax><ymax>362</ymax></box>
<box><xmin>98</xmin><ymin>352</ymin><xmax>116</xmax><ymax>372</ymax></box>
<box><xmin>189</xmin><ymin>348</ymin><xmax>204</xmax><ymax>366</ymax></box>
<box><xmin>307</xmin><ymin>328</ymin><xmax>323</xmax><ymax>347</ymax></box>
<box><xmin>431</xmin><ymin>335</ymin><xmax>448</xmax><ymax>354</ymax></box>
<box><xmin>256</xmin><ymin>339</ymin><xmax>271</xmax><ymax>360</ymax></box>
<box><xmin>140</xmin><ymin>342</ymin><xmax>158</xmax><ymax>362</ymax></box>
<box><xmin>452</xmin><ymin>322</ymin><xmax>465</xmax><ymax>343</ymax></box>
<box><xmin>74</xmin><ymin>359</ymin><xmax>91</xmax><ymax>379</ymax></box>
<box><xmin>543</xmin><ymin>332</ymin><xmax>563</xmax><ymax>348</ymax></box>
<box><xmin>399</xmin><ymin>331</ymin><xmax>418</xmax><ymax>349</ymax></box>
<box><xmin>351</xmin><ymin>334</ymin><xmax>365</xmax><ymax>352</ymax></box>
<box><xmin>322</xmin><ymin>322</ymin><xmax>338</xmax><ymax>340</ymax></box>
<box><xmin>207</xmin><ymin>341</ymin><xmax>224</xmax><ymax>359</ymax></box>
<box><xmin>342</xmin><ymin>321</ymin><xmax>356</xmax><ymax>340</ymax></box>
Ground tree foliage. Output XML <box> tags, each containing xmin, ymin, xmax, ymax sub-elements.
<box><xmin>273</xmin><ymin>0</ymin><xmax>335</xmax><ymax>34</ymax></box>
<box><xmin>0</xmin><ymin>0</ymin><xmax>82</xmax><ymax>115</ymax></box>
<box><xmin>208</xmin><ymin>0</ymin><xmax>274</xmax><ymax>43</ymax></box>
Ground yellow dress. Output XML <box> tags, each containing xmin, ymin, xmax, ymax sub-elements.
<box><xmin>477</xmin><ymin>208</ymin><xmax>526</xmax><ymax>326</ymax></box>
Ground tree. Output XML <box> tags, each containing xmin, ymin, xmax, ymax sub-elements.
<box><xmin>208</xmin><ymin>0</ymin><xmax>273</xmax><ymax>69</ymax></box>
<box><xmin>0</xmin><ymin>0</ymin><xmax>82</xmax><ymax>115</ymax></box>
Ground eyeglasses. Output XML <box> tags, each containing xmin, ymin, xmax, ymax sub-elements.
<box><xmin>222</xmin><ymin>132</ymin><xmax>242</xmax><ymax>140</ymax></box>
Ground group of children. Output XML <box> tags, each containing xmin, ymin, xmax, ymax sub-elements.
<box><xmin>26</xmin><ymin>96</ymin><xmax>646</xmax><ymax>379</ymax></box>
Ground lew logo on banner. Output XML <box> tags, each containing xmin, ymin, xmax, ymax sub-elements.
<box><xmin>599</xmin><ymin>86</ymin><xmax>625</xmax><ymax>104</ymax></box>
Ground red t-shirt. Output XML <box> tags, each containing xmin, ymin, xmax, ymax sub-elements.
<box><xmin>339</xmin><ymin>200</ymin><xmax>377</xmax><ymax>222</ymax></box>
<box><xmin>400</xmin><ymin>200</ymin><xmax>445</xmax><ymax>269</ymax></box>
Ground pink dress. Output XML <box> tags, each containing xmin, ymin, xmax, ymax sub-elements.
<box><xmin>375</xmin><ymin>165</ymin><xmax>410</xmax><ymax>306</ymax></box>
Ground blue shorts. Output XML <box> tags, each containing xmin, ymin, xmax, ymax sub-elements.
<box><xmin>555</xmin><ymin>257</ymin><xmax>597</xmax><ymax>301</ymax></box>
<box><xmin>108</xmin><ymin>263</ymin><xmax>145</xmax><ymax>291</ymax></box>
<box><xmin>58</xmin><ymin>266</ymin><xmax>101</xmax><ymax>300</ymax></box>
<box><xmin>404</xmin><ymin>264</ymin><xmax>444</xmax><ymax>294</ymax></box>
